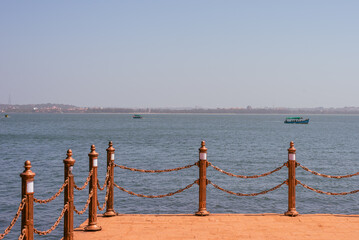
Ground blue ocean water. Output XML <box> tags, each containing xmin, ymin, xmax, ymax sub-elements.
<box><xmin>1</xmin><ymin>113</ymin><xmax>359</xmax><ymax>239</ymax></box>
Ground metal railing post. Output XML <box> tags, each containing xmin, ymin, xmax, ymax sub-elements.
<box><xmin>195</xmin><ymin>141</ymin><xmax>210</xmax><ymax>216</ymax></box>
<box><xmin>104</xmin><ymin>141</ymin><xmax>116</xmax><ymax>217</ymax></box>
<box><xmin>63</xmin><ymin>150</ymin><xmax>75</xmax><ymax>239</ymax></box>
<box><xmin>84</xmin><ymin>145</ymin><xmax>102</xmax><ymax>231</ymax></box>
<box><xmin>20</xmin><ymin>161</ymin><xmax>35</xmax><ymax>240</ymax></box>
<box><xmin>284</xmin><ymin>141</ymin><xmax>299</xmax><ymax>216</ymax></box>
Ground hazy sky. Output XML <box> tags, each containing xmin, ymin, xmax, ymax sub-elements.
<box><xmin>1</xmin><ymin>1</ymin><xmax>358</xmax><ymax>108</ymax></box>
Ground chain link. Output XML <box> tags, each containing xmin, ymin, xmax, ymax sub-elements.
<box><xmin>297</xmin><ymin>180</ymin><xmax>359</xmax><ymax>195</ymax></box>
<box><xmin>297</xmin><ymin>163</ymin><xmax>359</xmax><ymax>179</ymax></box>
<box><xmin>33</xmin><ymin>203</ymin><xmax>68</xmax><ymax>235</ymax></box>
<box><xmin>74</xmin><ymin>189</ymin><xmax>94</xmax><ymax>215</ymax></box>
<box><xmin>113</xmin><ymin>163</ymin><xmax>196</xmax><ymax>173</ymax></box>
<box><xmin>97</xmin><ymin>164</ymin><xmax>111</xmax><ymax>191</ymax></box>
<box><xmin>114</xmin><ymin>181</ymin><xmax>196</xmax><ymax>198</ymax></box>
<box><xmin>0</xmin><ymin>198</ymin><xmax>26</xmax><ymax>239</ymax></box>
<box><xmin>74</xmin><ymin>169</ymin><xmax>93</xmax><ymax>191</ymax></box>
<box><xmin>208</xmin><ymin>162</ymin><xmax>286</xmax><ymax>178</ymax></box>
<box><xmin>33</xmin><ymin>178</ymin><xmax>69</xmax><ymax>204</ymax></box>
<box><xmin>208</xmin><ymin>179</ymin><xmax>287</xmax><ymax>196</ymax></box>
<box><xmin>17</xmin><ymin>228</ymin><xmax>26</xmax><ymax>240</ymax></box>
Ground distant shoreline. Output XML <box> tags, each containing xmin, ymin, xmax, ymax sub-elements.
<box><xmin>2</xmin><ymin>103</ymin><xmax>359</xmax><ymax>114</ymax></box>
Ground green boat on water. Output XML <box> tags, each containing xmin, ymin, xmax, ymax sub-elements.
<box><xmin>132</xmin><ymin>114</ymin><xmax>143</xmax><ymax>119</ymax></box>
<box><xmin>284</xmin><ymin>117</ymin><xmax>309</xmax><ymax>124</ymax></box>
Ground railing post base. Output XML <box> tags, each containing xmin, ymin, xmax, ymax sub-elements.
<box><xmin>103</xmin><ymin>211</ymin><xmax>116</xmax><ymax>217</ymax></box>
<box><xmin>284</xmin><ymin>209</ymin><xmax>299</xmax><ymax>217</ymax></box>
<box><xmin>195</xmin><ymin>210</ymin><xmax>210</xmax><ymax>216</ymax></box>
<box><xmin>84</xmin><ymin>224</ymin><xmax>102</xmax><ymax>231</ymax></box>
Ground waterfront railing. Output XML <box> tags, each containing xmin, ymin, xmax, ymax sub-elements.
<box><xmin>1</xmin><ymin>141</ymin><xmax>359</xmax><ymax>240</ymax></box>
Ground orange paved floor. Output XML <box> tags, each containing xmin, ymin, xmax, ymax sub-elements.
<box><xmin>74</xmin><ymin>214</ymin><xmax>359</xmax><ymax>240</ymax></box>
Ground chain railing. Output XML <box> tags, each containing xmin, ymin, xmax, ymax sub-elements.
<box><xmin>17</xmin><ymin>229</ymin><xmax>26</xmax><ymax>240</ymax></box>
<box><xmin>0</xmin><ymin>198</ymin><xmax>26</xmax><ymax>240</ymax></box>
<box><xmin>33</xmin><ymin>203</ymin><xmax>68</xmax><ymax>236</ymax></box>
<box><xmin>33</xmin><ymin>178</ymin><xmax>69</xmax><ymax>204</ymax></box>
<box><xmin>74</xmin><ymin>169</ymin><xmax>93</xmax><ymax>191</ymax></box>
<box><xmin>290</xmin><ymin>157</ymin><xmax>359</xmax><ymax>212</ymax></box>
<box><xmin>0</xmin><ymin>150</ymin><xmax>94</xmax><ymax>240</ymax></box>
<box><xmin>114</xmin><ymin>181</ymin><xmax>197</xmax><ymax>198</ymax></box>
<box><xmin>97</xmin><ymin>167</ymin><xmax>112</xmax><ymax>211</ymax></box>
<box><xmin>113</xmin><ymin>163</ymin><xmax>196</xmax><ymax>173</ymax></box>
<box><xmin>4</xmin><ymin>140</ymin><xmax>359</xmax><ymax>240</ymax></box>
<box><xmin>74</xmin><ymin>189</ymin><xmax>94</xmax><ymax>215</ymax></box>
<box><xmin>296</xmin><ymin>180</ymin><xmax>359</xmax><ymax>195</ymax></box>
<box><xmin>297</xmin><ymin>162</ymin><xmax>359</xmax><ymax>179</ymax></box>
<box><xmin>97</xmin><ymin>192</ymin><xmax>109</xmax><ymax>211</ymax></box>
<box><xmin>113</xmin><ymin>148</ymin><xmax>199</xmax><ymax>212</ymax></box>
<box><xmin>97</xmin><ymin>164</ymin><xmax>112</xmax><ymax>191</ymax></box>
<box><xmin>209</xmin><ymin>162</ymin><xmax>286</xmax><ymax>178</ymax></box>
<box><xmin>208</xmin><ymin>180</ymin><xmax>287</xmax><ymax>196</ymax></box>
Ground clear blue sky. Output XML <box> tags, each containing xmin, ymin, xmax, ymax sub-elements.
<box><xmin>1</xmin><ymin>1</ymin><xmax>358</xmax><ymax>108</ymax></box>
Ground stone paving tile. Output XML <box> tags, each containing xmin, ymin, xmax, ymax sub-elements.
<box><xmin>74</xmin><ymin>214</ymin><xmax>359</xmax><ymax>240</ymax></box>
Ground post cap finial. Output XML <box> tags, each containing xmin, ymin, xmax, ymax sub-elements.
<box><xmin>89</xmin><ymin>144</ymin><xmax>99</xmax><ymax>157</ymax></box>
<box><xmin>199</xmin><ymin>140</ymin><xmax>207</xmax><ymax>152</ymax></box>
<box><xmin>64</xmin><ymin>149</ymin><xmax>76</xmax><ymax>166</ymax></box>
<box><xmin>67</xmin><ymin>149</ymin><xmax>72</xmax><ymax>158</ymax></box>
<box><xmin>288</xmin><ymin>141</ymin><xmax>296</xmax><ymax>153</ymax></box>
<box><xmin>21</xmin><ymin>160</ymin><xmax>36</xmax><ymax>178</ymax></box>
<box><xmin>24</xmin><ymin>160</ymin><xmax>32</xmax><ymax>171</ymax></box>
<box><xmin>107</xmin><ymin>141</ymin><xmax>115</xmax><ymax>152</ymax></box>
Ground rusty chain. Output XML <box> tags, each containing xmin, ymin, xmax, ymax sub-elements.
<box><xmin>33</xmin><ymin>178</ymin><xmax>69</xmax><ymax>204</ymax></box>
<box><xmin>208</xmin><ymin>162</ymin><xmax>286</xmax><ymax>178</ymax></box>
<box><xmin>114</xmin><ymin>181</ymin><xmax>197</xmax><ymax>198</ymax></box>
<box><xmin>297</xmin><ymin>180</ymin><xmax>359</xmax><ymax>195</ymax></box>
<box><xmin>0</xmin><ymin>198</ymin><xmax>26</xmax><ymax>240</ymax></box>
<box><xmin>97</xmin><ymin>165</ymin><xmax>112</xmax><ymax>211</ymax></box>
<box><xmin>113</xmin><ymin>163</ymin><xmax>196</xmax><ymax>173</ymax></box>
<box><xmin>97</xmin><ymin>181</ymin><xmax>111</xmax><ymax>211</ymax></box>
<box><xmin>17</xmin><ymin>228</ymin><xmax>26</xmax><ymax>240</ymax></box>
<box><xmin>208</xmin><ymin>179</ymin><xmax>287</xmax><ymax>196</ymax></box>
<box><xmin>74</xmin><ymin>169</ymin><xmax>93</xmax><ymax>191</ymax></box>
<box><xmin>97</xmin><ymin>164</ymin><xmax>111</xmax><ymax>191</ymax></box>
<box><xmin>97</xmin><ymin>180</ymin><xmax>106</xmax><ymax>191</ymax></box>
<box><xmin>33</xmin><ymin>203</ymin><xmax>68</xmax><ymax>236</ymax></box>
<box><xmin>297</xmin><ymin>163</ymin><xmax>359</xmax><ymax>179</ymax></box>
<box><xmin>74</xmin><ymin>189</ymin><xmax>94</xmax><ymax>215</ymax></box>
